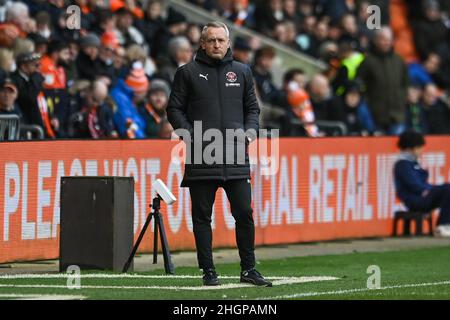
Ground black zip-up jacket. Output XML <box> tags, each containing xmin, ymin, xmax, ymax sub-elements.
<box><xmin>167</xmin><ymin>48</ymin><xmax>260</xmax><ymax>186</ymax></box>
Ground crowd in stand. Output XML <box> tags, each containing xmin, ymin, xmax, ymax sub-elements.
<box><xmin>0</xmin><ymin>0</ymin><xmax>449</xmax><ymax>140</ymax></box>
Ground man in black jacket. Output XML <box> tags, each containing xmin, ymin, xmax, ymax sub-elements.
<box><xmin>167</xmin><ymin>21</ymin><xmax>271</xmax><ymax>287</ymax></box>
<box><xmin>11</xmin><ymin>52</ymin><xmax>57</xmax><ymax>138</ymax></box>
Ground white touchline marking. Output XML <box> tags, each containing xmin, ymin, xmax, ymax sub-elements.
<box><xmin>259</xmin><ymin>280</ymin><xmax>450</xmax><ymax>300</ymax></box>
<box><xmin>0</xmin><ymin>294</ymin><xmax>85</xmax><ymax>300</ymax></box>
<box><xmin>0</xmin><ymin>276</ymin><xmax>338</xmax><ymax>291</ymax></box>
<box><xmin>0</xmin><ymin>273</ymin><xmax>336</xmax><ymax>280</ymax></box>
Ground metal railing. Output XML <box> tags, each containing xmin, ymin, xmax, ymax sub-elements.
<box><xmin>20</xmin><ymin>124</ymin><xmax>45</xmax><ymax>140</ymax></box>
<box><xmin>291</xmin><ymin>119</ymin><xmax>348</xmax><ymax>136</ymax></box>
<box><xmin>0</xmin><ymin>114</ymin><xmax>20</xmax><ymax>141</ymax></box>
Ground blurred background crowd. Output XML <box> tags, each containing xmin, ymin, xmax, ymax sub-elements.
<box><xmin>0</xmin><ymin>0</ymin><xmax>449</xmax><ymax>140</ymax></box>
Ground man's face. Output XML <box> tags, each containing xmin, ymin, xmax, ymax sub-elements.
<box><xmin>233</xmin><ymin>49</ymin><xmax>251</xmax><ymax>64</ymax></box>
<box><xmin>117</xmin><ymin>13</ymin><xmax>133</xmax><ymax>29</ymax></box>
<box><xmin>424</xmin><ymin>54</ymin><xmax>440</xmax><ymax>73</ymax></box>
<box><xmin>0</xmin><ymin>87</ymin><xmax>18</xmax><ymax>109</ymax></box>
<box><xmin>58</xmin><ymin>48</ymin><xmax>71</xmax><ymax>65</ymax></box>
<box><xmin>20</xmin><ymin>59</ymin><xmax>41</xmax><ymax>76</ymax></box>
<box><xmin>100</xmin><ymin>46</ymin><xmax>115</xmax><ymax>63</ymax></box>
<box><xmin>258</xmin><ymin>55</ymin><xmax>274</xmax><ymax>72</ymax></box>
<box><xmin>177</xmin><ymin>44</ymin><xmax>193</xmax><ymax>65</ymax></box>
<box><xmin>83</xmin><ymin>46</ymin><xmax>99</xmax><ymax>60</ymax></box>
<box><xmin>149</xmin><ymin>90</ymin><xmax>168</xmax><ymax>111</ymax></box>
<box><xmin>147</xmin><ymin>2</ymin><xmax>162</xmax><ymax>20</ymax></box>
<box><xmin>375</xmin><ymin>30</ymin><xmax>393</xmax><ymax>53</ymax></box>
<box><xmin>345</xmin><ymin>91</ymin><xmax>360</xmax><ymax>108</ymax></box>
<box><xmin>423</xmin><ymin>85</ymin><xmax>438</xmax><ymax>106</ymax></box>
<box><xmin>201</xmin><ymin>27</ymin><xmax>230</xmax><ymax>60</ymax></box>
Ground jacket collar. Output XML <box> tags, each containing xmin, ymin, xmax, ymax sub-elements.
<box><xmin>195</xmin><ymin>48</ymin><xmax>233</xmax><ymax>66</ymax></box>
<box><xmin>398</xmin><ymin>151</ymin><xmax>418</xmax><ymax>162</ymax></box>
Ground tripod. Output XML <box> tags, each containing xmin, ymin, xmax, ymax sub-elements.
<box><xmin>122</xmin><ymin>196</ymin><xmax>175</xmax><ymax>274</ymax></box>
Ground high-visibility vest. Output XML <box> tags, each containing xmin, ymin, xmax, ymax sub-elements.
<box><xmin>336</xmin><ymin>52</ymin><xmax>365</xmax><ymax>96</ymax></box>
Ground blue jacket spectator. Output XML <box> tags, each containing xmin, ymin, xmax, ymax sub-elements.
<box><xmin>111</xmin><ymin>79</ymin><xmax>147</xmax><ymax>139</ymax></box>
<box><xmin>393</xmin><ymin>131</ymin><xmax>450</xmax><ymax>236</ymax></box>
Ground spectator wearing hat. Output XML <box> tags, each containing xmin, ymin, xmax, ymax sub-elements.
<box><xmin>394</xmin><ymin>130</ymin><xmax>450</xmax><ymax>237</ymax></box>
<box><xmin>98</xmin><ymin>31</ymin><xmax>121</xmax><ymax>86</ymax></box>
<box><xmin>233</xmin><ymin>36</ymin><xmax>252</xmax><ymax>65</ymax></box>
<box><xmin>285</xmin><ymin>76</ymin><xmax>320</xmax><ymax>137</ymax></box>
<box><xmin>139</xmin><ymin>78</ymin><xmax>170</xmax><ymax>138</ymax></box>
<box><xmin>0</xmin><ymin>77</ymin><xmax>22</xmax><ymax>120</ymax></box>
<box><xmin>11</xmin><ymin>52</ymin><xmax>57</xmax><ymax>138</ymax></box>
<box><xmin>40</xmin><ymin>39</ymin><xmax>71</xmax><ymax>137</ymax></box>
<box><xmin>111</xmin><ymin>61</ymin><xmax>148</xmax><ymax>138</ymax></box>
<box><xmin>76</xmin><ymin>33</ymin><xmax>103</xmax><ymax>81</ymax></box>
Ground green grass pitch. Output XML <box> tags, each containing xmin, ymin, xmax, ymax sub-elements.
<box><xmin>0</xmin><ymin>246</ymin><xmax>449</xmax><ymax>300</ymax></box>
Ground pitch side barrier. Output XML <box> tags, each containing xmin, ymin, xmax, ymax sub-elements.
<box><xmin>1</xmin><ymin>136</ymin><xmax>449</xmax><ymax>263</ymax></box>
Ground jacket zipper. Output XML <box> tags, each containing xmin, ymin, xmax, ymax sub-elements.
<box><xmin>217</xmin><ymin>64</ymin><xmax>227</xmax><ymax>181</ymax></box>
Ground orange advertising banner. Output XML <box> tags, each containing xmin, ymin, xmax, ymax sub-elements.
<box><xmin>1</xmin><ymin>137</ymin><xmax>449</xmax><ymax>263</ymax></box>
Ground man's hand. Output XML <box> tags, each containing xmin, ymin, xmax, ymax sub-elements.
<box><xmin>422</xmin><ymin>189</ymin><xmax>430</xmax><ymax>197</ymax></box>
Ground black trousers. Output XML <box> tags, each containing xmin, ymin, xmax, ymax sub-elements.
<box><xmin>407</xmin><ymin>183</ymin><xmax>450</xmax><ymax>225</ymax></box>
<box><xmin>188</xmin><ymin>179</ymin><xmax>255</xmax><ymax>271</ymax></box>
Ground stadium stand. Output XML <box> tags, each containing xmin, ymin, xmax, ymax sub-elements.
<box><xmin>0</xmin><ymin>0</ymin><xmax>448</xmax><ymax>140</ymax></box>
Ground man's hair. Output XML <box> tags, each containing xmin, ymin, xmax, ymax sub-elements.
<box><xmin>6</xmin><ymin>1</ymin><xmax>28</xmax><ymax>22</ymax></box>
<box><xmin>168</xmin><ymin>36</ymin><xmax>191</xmax><ymax>59</ymax></box>
<box><xmin>397</xmin><ymin>130</ymin><xmax>426</xmax><ymax>150</ymax></box>
<box><xmin>373</xmin><ymin>25</ymin><xmax>393</xmax><ymax>40</ymax></box>
<box><xmin>283</xmin><ymin>68</ymin><xmax>305</xmax><ymax>84</ymax></box>
<box><xmin>201</xmin><ymin>21</ymin><xmax>230</xmax><ymax>40</ymax></box>
<box><xmin>254</xmin><ymin>46</ymin><xmax>276</xmax><ymax>62</ymax></box>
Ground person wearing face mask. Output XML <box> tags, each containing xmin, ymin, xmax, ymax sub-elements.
<box><xmin>40</xmin><ymin>39</ymin><xmax>71</xmax><ymax>137</ymax></box>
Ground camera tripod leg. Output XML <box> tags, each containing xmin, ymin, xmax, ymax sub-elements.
<box><xmin>122</xmin><ymin>211</ymin><xmax>153</xmax><ymax>273</ymax></box>
<box><xmin>153</xmin><ymin>214</ymin><xmax>158</xmax><ymax>264</ymax></box>
<box><xmin>156</xmin><ymin>213</ymin><xmax>175</xmax><ymax>274</ymax></box>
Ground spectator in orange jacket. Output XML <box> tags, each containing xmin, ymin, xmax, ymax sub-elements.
<box><xmin>0</xmin><ymin>2</ymin><xmax>35</xmax><ymax>48</ymax></box>
<box><xmin>40</xmin><ymin>39</ymin><xmax>71</xmax><ymax>136</ymax></box>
